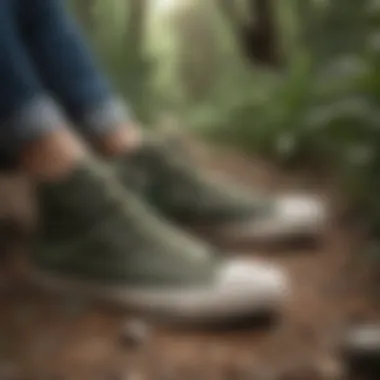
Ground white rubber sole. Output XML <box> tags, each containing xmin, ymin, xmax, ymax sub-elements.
<box><xmin>29</xmin><ymin>258</ymin><xmax>289</xmax><ymax>325</ymax></box>
<box><xmin>207</xmin><ymin>194</ymin><xmax>327</xmax><ymax>245</ymax></box>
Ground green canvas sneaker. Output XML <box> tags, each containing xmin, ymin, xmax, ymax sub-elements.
<box><xmin>29</xmin><ymin>157</ymin><xmax>288</xmax><ymax>324</ymax></box>
<box><xmin>114</xmin><ymin>134</ymin><xmax>327</xmax><ymax>246</ymax></box>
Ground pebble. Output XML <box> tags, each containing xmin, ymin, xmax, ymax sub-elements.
<box><xmin>119</xmin><ymin>319</ymin><xmax>151</xmax><ymax>349</ymax></box>
<box><xmin>341</xmin><ymin>324</ymin><xmax>380</xmax><ymax>378</ymax></box>
<box><xmin>315</xmin><ymin>357</ymin><xmax>345</xmax><ymax>380</ymax></box>
<box><xmin>343</xmin><ymin>324</ymin><xmax>380</xmax><ymax>352</ymax></box>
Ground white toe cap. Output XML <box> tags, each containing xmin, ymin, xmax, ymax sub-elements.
<box><xmin>219</xmin><ymin>194</ymin><xmax>327</xmax><ymax>241</ymax></box>
<box><xmin>174</xmin><ymin>258</ymin><xmax>290</xmax><ymax>320</ymax></box>
<box><xmin>275</xmin><ymin>194</ymin><xmax>327</xmax><ymax>226</ymax></box>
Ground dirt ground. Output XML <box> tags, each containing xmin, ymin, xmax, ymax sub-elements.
<box><xmin>0</xmin><ymin>143</ymin><xmax>379</xmax><ymax>380</ymax></box>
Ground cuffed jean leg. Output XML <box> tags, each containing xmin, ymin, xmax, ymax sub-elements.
<box><xmin>0</xmin><ymin>0</ymin><xmax>69</xmax><ymax>165</ymax></box>
<box><xmin>19</xmin><ymin>0</ymin><xmax>133</xmax><ymax>138</ymax></box>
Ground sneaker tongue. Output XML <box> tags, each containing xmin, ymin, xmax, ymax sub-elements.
<box><xmin>116</xmin><ymin>139</ymin><xmax>278</xmax><ymax>224</ymax></box>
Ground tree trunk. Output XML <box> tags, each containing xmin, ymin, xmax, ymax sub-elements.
<box><xmin>123</xmin><ymin>0</ymin><xmax>150</xmax><ymax>122</ymax></box>
<box><xmin>219</xmin><ymin>0</ymin><xmax>283</xmax><ymax>67</ymax></box>
<box><xmin>125</xmin><ymin>0</ymin><xmax>148</xmax><ymax>57</ymax></box>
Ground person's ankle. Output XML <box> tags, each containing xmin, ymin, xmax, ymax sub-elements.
<box><xmin>18</xmin><ymin>129</ymin><xmax>87</xmax><ymax>182</ymax></box>
<box><xmin>93</xmin><ymin>124</ymin><xmax>142</xmax><ymax>158</ymax></box>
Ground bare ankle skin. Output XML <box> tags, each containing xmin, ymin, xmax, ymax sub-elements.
<box><xmin>19</xmin><ymin>129</ymin><xmax>87</xmax><ymax>182</ymax></box>
<box><xmin>92</xmin><ymin>124</ymin><xmax>142</xmax><ymax>157</ymax></box>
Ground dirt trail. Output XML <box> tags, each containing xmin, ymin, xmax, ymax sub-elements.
<box><xmin>0</xmin><ymin>144</ymin><xmax>378</xmax><ymax>380</ymax></box>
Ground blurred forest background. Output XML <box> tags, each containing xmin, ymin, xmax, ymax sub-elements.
<box><xmin>69</xmin><ymin>0</ymin><xmax>380</xmax><ymax>231</ymax></box>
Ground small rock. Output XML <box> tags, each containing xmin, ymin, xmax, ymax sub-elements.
<box><xmin>315</xmin><ymin>357</ymin><xmax>345</xmax><ymax>380</ymax></box>
<box><xmin>341</xmin><ymin>323</ymin><xmax>380</xmax><ymax>378</ymax></box>
<box><xmin>343</xmin><ymin>324</ymin><xmax>380</xmax><ymax>352</ymax></box>
<box><xmin>119</xmin><ymin>319</ymin><xmax>151</xmax><ymax>349</ymax></box>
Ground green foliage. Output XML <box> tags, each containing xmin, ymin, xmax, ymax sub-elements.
<box><xmin>169</xmin><ymin>0</ymin><xmax>380</xmax><ymax>227</ymax></box>
<box><xmin>69</xmin><ymin>0</ymin><xmax>380</xmax><ymax>225</ymax></box>
<box><xmin>70</xmin><ymin>0</ymin><xmax>158</xmax><ymax>124</ymax></box>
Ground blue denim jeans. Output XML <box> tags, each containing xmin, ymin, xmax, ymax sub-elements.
<box><xmin>0</xmin><ymin>0</ymin><xmax>131</xmax><ymax>163</ymax></box>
